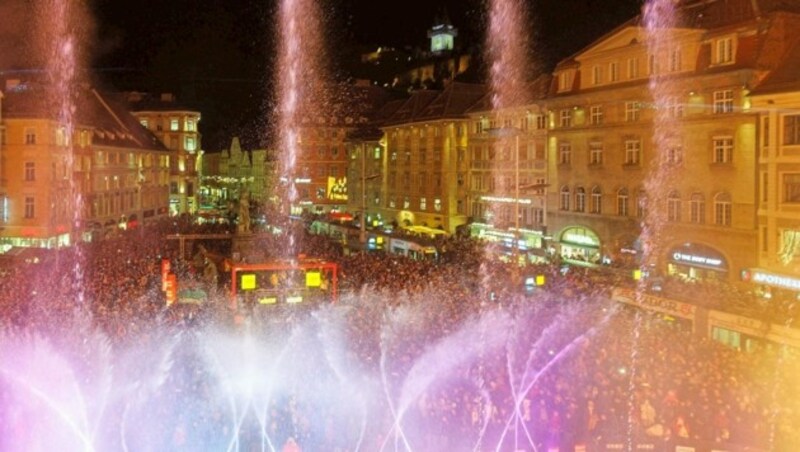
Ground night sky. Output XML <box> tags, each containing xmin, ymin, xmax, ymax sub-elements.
<box><xmin>2</xmin><ymin>0</ymin><xmax>644</xmax><ymax>147</ymax></box>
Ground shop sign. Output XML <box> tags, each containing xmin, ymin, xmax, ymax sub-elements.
<box><xmin>612</xmin><ymin>287</ymin><xmax>696</xmax><ymax>319</ymax></box>
<box><xmin>744</xmin><ymin>269</ymin><xmax>800</xmax><ymax>291</ymax></box>
<box><xmin>480</xmin><ymin>195</ymin><xmax>532</xmax><ymax>205</ymax></box>
<box><xmin>671</xmin><ymin>252</ymin><xmax>724</xmax><ymax>268</ymax></box>
<box><xmin>562</xmin><ymin>233</ymin><xmax>598</xmax><ymax>247</ymax></box>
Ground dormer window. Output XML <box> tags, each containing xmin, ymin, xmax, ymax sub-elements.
<box><xmin>558</xmin><ymin>71</ymin><xmax>574</xmax><ymax>92</ymax></box>
<box><xmin>713</xmin><ymin>36</ymin><xmax>735</xmax><ymax>65</ymax></box>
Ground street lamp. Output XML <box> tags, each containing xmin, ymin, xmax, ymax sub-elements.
<box><xmin>359</xmin><ymin>142</ymin><xmax>381</xmax><ymax>245</ymax></box>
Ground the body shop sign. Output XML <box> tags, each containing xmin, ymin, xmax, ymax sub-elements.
<box><xmin>669</xmin><ymin>243</ymin><xmax>728</xmax><ymax>271</ymax></box>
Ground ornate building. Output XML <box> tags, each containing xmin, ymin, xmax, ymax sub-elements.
<box><xmin>0</xmin><ymin>80</ymin><xmax>170</xmax><ymax>250</ymax></box>
<box><xmin>128</xmin><ymin>93</ymin><xmax>202</xmax><ymax>216</ymax></box>
<box><xmin>545</xmin><ymin>0</ymin><xmax>800</xmax><ymax>281</ymax></box>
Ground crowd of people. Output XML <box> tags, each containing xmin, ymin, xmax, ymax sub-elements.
<box><xmin>0</xmin><ymin>217</ymin><xmax>797</xmax><ymax>451</ymax></box>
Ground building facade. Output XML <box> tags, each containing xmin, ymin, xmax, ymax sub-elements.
<box><xmin>128</xmin><ymin>93</ymin><xmax>202</xmax><ymax>216</ymax></box>
<box><xmin>0</xmin><ymin>80</ymin><xmax>170</xmax><ymax>250</ymax></box>
<box><xmin>544</xmin><ymin>2</ymin><xmax>800</xmax><ymax>281</ymax></box>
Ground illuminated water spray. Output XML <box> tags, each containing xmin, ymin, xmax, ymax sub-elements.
<box><xmin>37</xmin><ymin>0</ymin><xmax>91</xmax><ymax>303</ymax></box>
<box><xmin>275</xmin><ymin>0</ymin><xmax>329</xmax><ymax>256</ymax></box>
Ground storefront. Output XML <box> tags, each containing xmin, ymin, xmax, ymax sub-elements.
<box><xmin>469</xmin><ymin>222</ymin><xmax>548</xmax><ymax>264</ymax></box>
<box><xmin>559</xmin><ymin>226</ymin><xmax>601</xmax><ymax>266</ymax></box>
<box><xmin>741</xmin><ymin>268</ymin><xmax>800</xmax><ymax>302</ymax></box>
<box><xmin>667</xmin><ymin>243</ymin><xmax>728</xmax><ymax>281</ymax></box>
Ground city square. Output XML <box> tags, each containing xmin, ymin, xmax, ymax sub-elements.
<box><xmin>0</xmin><ymin>0</ymin><xmax>798</xmax><ymax>451</ymax></box>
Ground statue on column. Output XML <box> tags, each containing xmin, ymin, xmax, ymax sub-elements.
<box><xmin>237</xmin><ymin>190</ymin><xmax>251</xmax><ymax>234</ymax></box>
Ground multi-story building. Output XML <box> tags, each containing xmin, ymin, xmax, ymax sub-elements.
<box><xmin>465</xmin><ymin>77</ymin><xmax>551</xmax><ymax>261</ymax></box>
<box><xmin>128</xmin><ymin>93</ymin><xmax>202</xmax><ymax>216</ymax></box>
<box><xmin>201</xmin><ymin>136</ymin><xmax>275</xmax><ymax>210</ymax></box>
<box><xmin>0</xmin><ymin>80</ymin><xmax>170</xmax><ymax>250</ymax></box>
<box><xmin>376</xmin><ymin>82</ymin><xmax>486</xmax><ymax>233</ymax></box>
<box><xmin>545</xmin><ymin>0</ymin><xmax>800</xmax><ymax>281</ymax></box>
<box><xmin>749</xmin><ymin>21</ymin><xmax>800</xmax><ymax>300</ymax></box>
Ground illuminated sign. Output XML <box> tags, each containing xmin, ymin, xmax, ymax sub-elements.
<box><xmin>306</xmin><ymin>271</ymin><xmax>322</xmax><ymax>287</ymax></box>
<box><xmin>562</xmin><ymin>233</ymin><xmax>598</xmax><ymax>247</ymax></box>
<box><xmin>241</xmin><ymin>274</ymin><xmax>257</xmax><ymax>290</ymax></box>
<box><xmin>259</xmin><ymin>296</ymin><xmax>278</xmax><ymax>305</ymax></box>
<box><xmin>327</xmin><ymin>177</ymin><xmax>348</xmax><ymax>201</ymax></box>
<box><xmin>480</xmin><ymin>196</ymin><xmax>532</xmax><ymax>205</ymax></box>
<box><xmin>745</xmin><ymin>269</ymin><xmax>800</xmax><ymax>291</ymax></box>
<box><xmin>612</xmin><ymin>287</ymin><xmax>696</xmax><ymax>319</ymax></box>
<box><xmin>286</xmin><ymin>296</ymin><xmax>303</xmax><ymax>304</ymax></box>
<box><xmin>295</xmin><ymin>178</ymin><xmax>311</xmax><ymax>184</ymax></box>
<box><xmin>671</xmin><ymin>252</ymin><xmax>723</xmax><ymax>268</ymax></box>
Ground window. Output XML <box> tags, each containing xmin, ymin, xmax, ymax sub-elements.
<box><xmin>536</xmin><ymin>115</ymin><xmax>547</xmax><ymax>129</ymax></box>
<box><xmin>666</xmin><ymin>143</ymin><xmax>683</xmax><ymax>165</ymax></box>
<box><xmin>185</xmin><ymin>137</ymin><xmax>196</xmax><ymax>152</ymax></box>
<box><xmin>714</xmin><ymin>192</ymin><xmax>732</xmax><ymax>226</ymax></box>
<box><xmin>560</xmin><ymin>109</ymin><xmax>572</xmax><ymax>127</ymax></box>
<box><xmin>170</xmin><ymin>118</ymin><xmax>179</xmax><ymax>131</ymax></box>
<box><xmin>403</xmin><ymin>197</ymin><xmax>410</xmax><ymax>209</ymax></box>
<box><xmin>434</xmin><ymin>198</ymin><xmax>442</xmax><ymax>212</ymax></box>
<box><xmin>560</xmin><ymin>186</ymin><xmax>570</xmax><ymax>211</ymax></box>
<box><xmin>713</xmin><ymin>90</ymin><xmax>734</xmax><ymax>114</ymax></box>
<box><xmin>669</xmin><ymin>47</ymin><xmax>682</xmax><ymax>72</ymax></box>
<box><xmin>559</xmin><ymin>141</ymin><xmax>572</xmax><ymax>165</ymax></box>
<box><xmin>714</xmin><ymin>37</ymin><xmax>734</xmax><ymax>65</ymax></box>
<box><xmin>609</xmin><ymin>62</ymin><xmax>619</xmax><ymax>82</ymax></box>
<box><xmin>170</xmin><ymin>182</ymin><xmax>178</xmax><ymax>194</ymax></box>
<box><xmin>712</xmin><ymin>136</ymin><xmax>734</xmax><ymax>163</ymax></box>
<box><xmin>783</xmin><ymin>115</ymin><xmax>800</xmax><ymax>145</ymax></box>
<box><xmin>591</xmin><ymin>186</ymin><xmax>602</xmax><ymax>214</ymax></box>
<box><xmin>590</xmin><ymin>106</ymin><xmax>603</xmax><ymax>125</ymax></box>
<box><xmin>668</xmin><ymin>97</ymin><xmax>684</xmax><ymax>118</ymax></box>
<box><xmin>627</xmin><ymin>57</ymin><xmax>639</xmax><ymax>79</ymax></box>
<box><xmin>25</xmin><ymin>128</ymin><xmax>36</xmax><ymax>145</ymax></box>
<box><xmin>402</xmin><ymin>173</ymin><xmax>410</xmax><ymax>189</ymax></box>
<box><xmin>589</xmin><ymin>142</ymin><xmax>603</xmax><ymax>165</ymax></box>
<box><xmin>667</xmin><ymin>191</ymin><xmax>681</xmax><ymax>222</ymax></box>
<box><xmin>592</xmin><ymin>65</ymin><xmax>602</xmax><ymax>85</ymax></box>
<box><xmin>373</xmin><ymin>147</ymin><xmax>381</xmax><ymax>159</ymax></box>
<box><xmin>625</xmin><ymin>140</ymin><xmax>641</xmax><ymax>165</ymax></box>
<box><xmin>140</xmin><ymin>119</ymin><xmax>149</xmax><ymax>129</ymax></box>
<box><xmin>331</xmin><ymin>146</ymin><xmax>339</xmax><ymax>157</ymax></box>
<box><xmin>637</xmin><ymin>191</ymin><xmax>647</xmax><ymax>219</ymax></box>
<box><xmin>24</xmin><ymin>197</ymin><xmax>35</xmax><ymax>219</ymax></box>
<box><xmin>185</xmin><ymin>119</ymin><xmax>196</xmax><ymax>132</ymax></box>
<box><xmin>419</xmin><ymin>172</ymin><xmax>426</xmax><ymax>190</ymax></box>
<box><xmin>625</xmin><ymin>102</ymin><xmax>640</xmax><ymax>122</ymax></box>
<box><xmin>420</xmin><ymin>197</ymin><xmax>427</xmax><ymax>211</ymax></box>
<box><xmin>575</xmin><ymin>187</ymin><xmax>586</xmax><ymax>212</ymax></box>
<box><xmin>648</xmin><ymin>54</ymin><xmax>658</xmax><ymax>75</ymax></box>
<box><xmin>24</xmin><ymin>162</ymin><xmax>35</xmax><ymax>182</ymax></box>
<box><xmin>617</xmin><ymin>188</ymin><xmax>629</xmax><ymax>216</ymax></box>
<box><xmin>784</xmin><ymin>174</ymin><xmax>800</xmax><ymax>203</ymax></box>
<box><xmin>558</xmin><ymin>71</ymin><xmax>573</xmax><ymax>91</ymax></box>
<box><xmin>690</xmin><ymin>193</ymin><xmax>705</xmax><ymax>223</ymax></box>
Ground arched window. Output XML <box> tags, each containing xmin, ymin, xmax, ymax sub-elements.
<box><xmin>714</xmin><ymin>192</ymin><xmax>732</xmax><ymax>226</ymax></box>
<box><xmin>560</xmin><ymin>186</ymin><xmax>570</xmax><ymax>211</ymax></box>
<box><xmin>690</xmin><ymin>193</ymin><xmax>705</xmax><ymax>224</ymax></box>
<box><xmin>667</xmin><ymin>191</ymin><xmax>681</xmax><ymax>222</ymax></box>
<box><xmin>617</xmin><ymin>188</ymin><xmax>629</xmax><ymax>216</ymax></box>
<box><xmin>636</xmin><ymin>190</ymin><xmax>647</xmax><ymax>219</ymax></box>
<box><xmin>591</xmin><ymin>186</ymin><xmax>603</xmax><ymax>214</ymax></box>
<box><xmin>575</xmin><ymin>187</ymin><xmax>586</xmax><ymax>212</ymax></box>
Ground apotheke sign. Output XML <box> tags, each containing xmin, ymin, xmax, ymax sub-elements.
<box><xmin>746</xmin><ymin>269</ymin><xmax>800</xmax><ymax>291</ymax></box>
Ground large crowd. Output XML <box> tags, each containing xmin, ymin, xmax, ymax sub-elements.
<box><xmin>0</xmin><ymin>217</ymin><xmax>797</xmax><ymax>451</ymax></box>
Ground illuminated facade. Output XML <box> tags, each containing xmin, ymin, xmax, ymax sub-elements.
<box><xmin>201</xmin><ymin>137</ymin><xmax>275</xmax><ymax>211</ymax></box>
<box><xmin>0</xmin><ymin>81</ymin><xmax>170</xmax><ymax>250</ymax></box>
<box><xmin>545</xmin><ymin>2</ymin><xmax>800</xmax><ymax>280</ymax></box>
<box><xmin>465</xmin><ymin>77</ymin><xmax>551</xmax><ymax>259</ymax></box>
<box><xmin>750</xmin><ymin>21</ymin><xmax>800</xmax><ymax>298</ymax></box>
<box><xmin>128</xmin><ymin>93</ymin><xmax>202</xmax><ymax>216</ymax></box>
<box><xmin>378</xmin><ymin>83</ymin><xmax>486</xmax><ymax>233</ymax></box>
